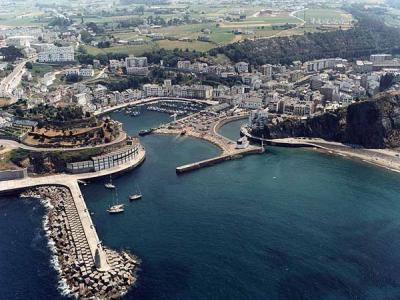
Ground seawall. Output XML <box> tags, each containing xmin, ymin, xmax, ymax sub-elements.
<box><xmin>176</xmin><ymin>148</ymin><xmax>262</xmax><ymax>174</ymax></box>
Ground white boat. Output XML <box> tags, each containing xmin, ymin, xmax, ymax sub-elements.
<box><xmin>108</xmin><ymin>189</ymin><xmax>124</xmax><ymax>214</ymax></box>
<box><xmin>105</xmin><ymin>176</ymin><xmax>116</xmax><ymax>189</ymax></box>
<box><xmin>107</xmin><ymin>204</ymin><xmax>125</xmax><ymax>214</ymax></box>
<box><xmin>129</xmin><ymin>185</ymin><xmax>142</xmax><ymax>201</ymax></box>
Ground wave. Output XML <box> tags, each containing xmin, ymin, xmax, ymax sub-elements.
<box><xmin>41</xmin><ymin>202</ymin><xmax>72</xmax><ymax>297</ymax></box>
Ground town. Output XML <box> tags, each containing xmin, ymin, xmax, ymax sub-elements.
<box><xmin>1</xmin><ymin>0</ymin><xmax>400</xmax><ymax>300</ymax></box>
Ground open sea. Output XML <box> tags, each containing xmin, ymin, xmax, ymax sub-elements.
<box><xmin>1</xmin><ymin>109</ymin><xmax>400</xmax><ymax>300</ymax></box>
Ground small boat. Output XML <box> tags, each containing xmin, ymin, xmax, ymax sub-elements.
<box><xmin>107</xmin><ymin>204</ymin><xmax>125</xmax><ymax>214</ymax></box>
<box><xmin>129</xmin><ymin>194</ymin><xmax>142</xmax><ymax>201</ymax></box>
<box><xmin>138</xmin><ymin>128</ymin><xmax>154</xmax><ymax>136</ymax></box>
<box><xmin>130</xmin><ymin>111</ymin><xmax>140</xmax><ymax>117</ymax></box>
<box><xmin>108</xmin><ymin>189</ymin><xmax>124</xmax><ymax>214</ymax></box>
<box><xmin>105</xmin><ymin>176</ymin><xmax>116</xmax><ymax>189</ymax></box>
<box><xmin>129</xmin><ymin>185</ymin><xmax>142</xmax><ymax>201</ymax></box>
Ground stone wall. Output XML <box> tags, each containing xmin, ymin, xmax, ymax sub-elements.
<box><xmin>0</xmin><ymin>169</ymin><xmax>27</xmax><ymax>181</ymax></box>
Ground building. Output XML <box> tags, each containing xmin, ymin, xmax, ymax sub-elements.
<box><xmin>66</xmin><ymin>144</ymin><xmax>140</xmax><ymax>174</ymax></box>
<box><xmin>143</xmin><ymin>84</ymin><xmax>164</xmax><ymax>97</ymax></box>
<box><xmin>125</xmin><ymin>56</ymin><xmax>149</xmax><ymax>75</ymax></box>
<box><xmin>235</xmin><ymin>61</ymin><xmax>249</xmax><ymax>74</ymax></box>
<box><xmin>6</xmin><ymin>35</ymin><xmax>33</xmax><ymax>48</ymax></box>
<box><xmin>306</xmin><ymin>58</ymin><xmax>346</xmax><ymax>72</ymax></box>
<box><xmin>79</xmin><ymin>67</ymin><xmax>94</xmax><ymax>77</ymax></box>
<box><xmin>354</xmin><ymin>61</ymin><xmax>373</xmax><ymax>73</ymax></box>
<box><xmin>260</xmin><ymin>64</ymin><xmax>273</xmax><ymax>78</ymax></box>
<box><xmin>370</xmin><ymin>54</ymin><xmax>392</xmax><ymax>63</ymax></box>
<box><xmin>249</xmin><ymin>108</ymin><xmax>269</xmax><ymax>127</ymax></box>
<box><xmin>177</xmin><ymin>60</ymin><xmax>191</xmax><ymax>69</ymax></box>
<box><xmin>38</xmin><ymin>45</ymin><xmax>74</xmax><ymax>63</ymax></box>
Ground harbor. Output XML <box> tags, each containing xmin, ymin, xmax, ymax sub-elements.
<box><xmin>0</xmin><ymin>145</ymin><xmax>146</xmax><ymax>299</ymax></box>
<box><xmin>153</xmin><ymin>106</ymin><xmax>263</xmax><ymax>173</ymax></box>
<box><xmin>1</xmin><ymin>109</ymin><xmax>400</xmax><ymax>300</ymax></box>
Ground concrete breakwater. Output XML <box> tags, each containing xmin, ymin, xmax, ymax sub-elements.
<box><xmin>176</xmin><ymin>148</ymin><xmax>262</xmax><ymax>174</ymax></box>
<box><xmin>22</xmin><ymin>186</ymin><xmax>139</xmax><ymax>299</ymax></box>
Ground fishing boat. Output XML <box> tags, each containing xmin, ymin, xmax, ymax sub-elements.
<box><xmin>129</xmin><ymin>185</ymin><xmax>142</xmax><ymax>201</ymax></box>
<box><xmin>108</xmin><ymin>189</ymin><xmax>124</xmax><ymax>214</ymax></box>
<box><xmin>105</xmin><ymin>176</ymin><xmax>116</xmax><ymax>189</ymax></box>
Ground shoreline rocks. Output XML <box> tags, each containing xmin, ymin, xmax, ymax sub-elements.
<box><xmin>21</xmin><ymin>186</ymin><xmax>139</xmax><ymax>299</ymax></box>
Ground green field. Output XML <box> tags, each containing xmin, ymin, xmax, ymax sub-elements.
<box><xmin>0</xmin><ymin>2</ymin><xmax>355</xmax><ymax>55</ymax></box>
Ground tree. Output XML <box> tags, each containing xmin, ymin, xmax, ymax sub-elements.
<box><xmin>0</xmin><ymin>46</ymin><xmax>23</xmax><ymax>62</ymax></box>
<box><xmin>80</xmin><ymin>30</ymin><xmax>94</xmax><ymax>44</ymax></box>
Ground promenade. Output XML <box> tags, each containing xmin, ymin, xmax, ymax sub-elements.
<box><xmin>94</xmin><ymin>96</ymin><xmax>218</xmax><ymax>116</ymax></box>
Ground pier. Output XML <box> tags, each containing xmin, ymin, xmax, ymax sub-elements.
<box><xmin>153</xmin><ymin>110</ymin><xmax>263</xmax><ymax>174</ymax></box>
<box><xmin>0</xmin><ymin>147</ymin><xmax>146</xmax><ymax>299</ymax></box>
<box><xmin>176</xmin><ymin>148</ymin><xmax>262</xmax><ymax>174</ymax></box>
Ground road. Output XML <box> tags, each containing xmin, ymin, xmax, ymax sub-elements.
<box><xmin>0</xmin><ymin>56</ymin><xmax>37</xmax><ymax>101</ymax></box>
<box><xmin>0</xmin><ymin>131</ymin><xmax>127</xmax><ymax>152</ymax></box>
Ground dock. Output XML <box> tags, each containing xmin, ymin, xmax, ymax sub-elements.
<box><xmin>153</xmin><ymin>112</ymin><xmax>264</xmax><ymax>174</ymax></box>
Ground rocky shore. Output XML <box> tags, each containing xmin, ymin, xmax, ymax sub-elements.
<box><xmin>21</xmin><ymin>186</ymin><xmax>139</xmax><ymax>299</ymax></box>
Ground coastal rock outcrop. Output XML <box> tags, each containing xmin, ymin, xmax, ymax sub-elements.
<box><xmin>254</xmin><ymin>92</ymin><xmax>400</xmax><ymax>149</ymax></box>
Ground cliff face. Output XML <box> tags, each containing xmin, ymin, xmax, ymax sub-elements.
<box><xmin>257</xmin><ymin>93</ymin><xmax>400</xmax><ymax>149</ymax></box>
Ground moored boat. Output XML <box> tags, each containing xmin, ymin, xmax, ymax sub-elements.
<box><xmin>105</xmin><ymin>176</ymin><xmax>116</xmax><ymax>189</ymax></box>
<box><xmin>108</xmin><ymin>188</ymin><xmax>124</xmax><ymax>214</ymax></box>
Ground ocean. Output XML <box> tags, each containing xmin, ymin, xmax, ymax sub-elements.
<box><xmin>1</xmin><ymin>109</ymin><xmax>400</xmax><ymax>300</ymax></box>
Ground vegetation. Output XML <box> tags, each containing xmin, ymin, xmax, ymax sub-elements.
<box><xmin>217</xmin><ymin>8</ymin><xmax>400</xmax><ymax>65</ymax></box>
<box><xmin>0</xmin><ymin>46</ymin><xmax>23</xmax><ymax>62</ymax></box>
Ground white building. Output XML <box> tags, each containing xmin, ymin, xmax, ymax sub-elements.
<box><xmin>370</xmin><ymin>54</ymin><xmax>392</xmax><ymax>63</ymax></box>
<box><xmin>6</xmin><ymin>36</ymin><xmax>33</xmax><ymax>48</ymax></box>
<box><xmin>143</xmin><ymin>84</ymin><xmax>164</xmax><ymax>97</ymax></box>
<box><xmin>79</xmin><ymin>67</ymin><xmax>94</xmax><ymax>77</ymax></box>
<box><xmin>38</xmin><ymin>45</ymin><xmax>74</xmax><ymax>63</ymax></box>
<box><xmin>306</xmin><ymin>58</ymin><xmax>346</xmax><ymax>72</ymax></box>
<box><xmin>125</xmin><ymin>56</ymin><xmax>149</xmax><ymax>75</ymax></box>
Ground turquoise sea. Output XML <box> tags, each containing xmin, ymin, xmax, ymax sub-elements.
<box><xmin>1</xmin><ymin>110</ymin><xmax>400</xmax><ymax>300</ymax></box>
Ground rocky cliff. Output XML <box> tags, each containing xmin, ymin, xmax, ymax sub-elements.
<box><xmin>255</xmin><ymin>93</ymin><xmax>400</xmax><ymax>149</ymax></box>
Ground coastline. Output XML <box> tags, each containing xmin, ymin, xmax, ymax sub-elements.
<box><xmin>307</xmin><ymin>140</ymin><xmax>400</xmax><ymax>174</ymax></box>
<box><xmin>270</xmin><ymin>138</ymin><xmax>400</xmax><ymax>174</ymax></box>
<box><xmin>239</xmin><ymin>126</ymin><xmax>400</xmax><ymax>174</ymax></box>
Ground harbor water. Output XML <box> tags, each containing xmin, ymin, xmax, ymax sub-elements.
<box><xmin>1</xmin><ymin>109</ymin><xmax>400</xmax><ymax>300</ymax></box>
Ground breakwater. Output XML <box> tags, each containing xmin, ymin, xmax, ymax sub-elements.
<box><xmin>22</xmin><ymin>186</ymin><xmax>139</xmax><ymax>299</ymax></box>
<box><xmin>176</xmin><ymin>148</ymin><xmax>262</xmax><ymax>174</ymax></box>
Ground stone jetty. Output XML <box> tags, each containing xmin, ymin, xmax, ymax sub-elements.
<box><xmin>23</xmin><ymin>186</ymin><xmax>138</xmax><ymax>299</ymax></box>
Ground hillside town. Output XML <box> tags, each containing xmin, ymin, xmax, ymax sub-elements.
<box><xmin>1</xmin><ymin>25</ymin><xmax>399</xmax><ymax>133</ymax></box>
